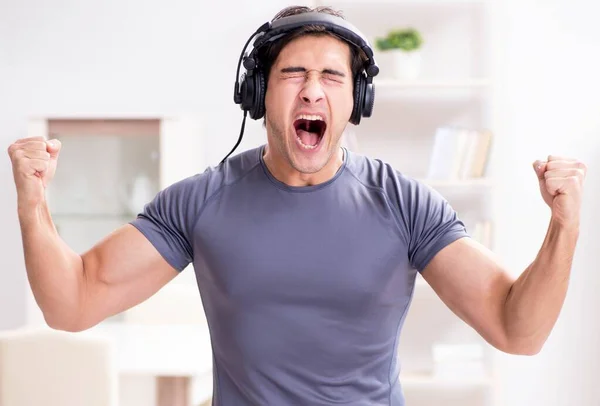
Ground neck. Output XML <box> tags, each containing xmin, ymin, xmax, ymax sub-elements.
<box><xmin>262</xmin><ymin>145</ymin><xmax>345</xmax><ymax>187</ymax></box>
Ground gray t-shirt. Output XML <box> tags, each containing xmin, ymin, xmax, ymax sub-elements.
<box><xmin>130</xmin><ymin>145</ymin><xmax>469</xmax><ymax>406</ymax></box>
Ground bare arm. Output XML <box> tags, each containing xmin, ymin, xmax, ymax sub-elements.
<box><xmin>503</xmin><ymin>219</ymin><xmax>577</xmax><ymax>352</ymax></box>
<box><xmin>422</xmin><ymin>222</ymin><xmax>576</xmax><ymax>355</ymax></box>
<box><xmin>19</xmin><ymin>200</ymin><xmax>178</xmax><ymax>332</ymax></box>
<box><xmin>10</xmin><ymin>136</ymin><xmax>179</xmax><ymax>332</ymax></box>
<box><xmin>421</xmin><ymin>156</ymin><xmax>585</xmax><ymax>355</ymax></box>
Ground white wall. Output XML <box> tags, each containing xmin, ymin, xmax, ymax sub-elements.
<box><xmin>0</xmin><ymin>0</ymin><xmax>311</xmax><ymax>330</ymax></box>
<box><xmin>0</xmin><ymin>1</ymin><xmax>308</xmax><ymax>403</ymax></box>
<box><xmin>1</xmin><ymin>0</ymin><xmax>600</xmax><ymax>405</ymax></box>
<box><xmin>490</xmin><ymin>0</ymin><xmax>600</xmax><ymax>405</ymax></box>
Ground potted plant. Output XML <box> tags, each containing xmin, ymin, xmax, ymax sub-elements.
<box><xmin>375</xmin><ymin>28</ymin><xmax>423</xmax><ymax>80</ymax></box>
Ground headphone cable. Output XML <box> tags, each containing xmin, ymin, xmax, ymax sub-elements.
<box><xmin>220</xmin><ymin>109</ymin><xmax>248</xmax><ymax>164</ymax></box>
<box><xmin>221</xmin><ymin>22</ymin><xmax>270</xmax><ymax>165</ymax></box>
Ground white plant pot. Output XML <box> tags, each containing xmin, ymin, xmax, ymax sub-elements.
<box><xmin>391</xmin><ymin>49</ymin><xmax>421</xmax><ymax>80</ymax></box>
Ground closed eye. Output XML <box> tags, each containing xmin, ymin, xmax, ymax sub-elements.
<box><xmin>280</xmin><ymin>72</ymin><xmax>346</xmax><ymax>85</ymax></box>
<box><xmin>280</xmin><ymin>67</ymin><xmax>347</xmax><ymax>84</ymax></box>
<box><xmin>323</xmin><ymin>73</ymin><xmax>344</xmax><ymax>84</ymax></box>
<box><xmin>281</xmin><ymin>72</ymin><xmax>306</xmax><ymax>80</ymax></box>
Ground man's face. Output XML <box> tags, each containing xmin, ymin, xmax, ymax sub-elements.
<box><xmin>264</xmin><ymin>34</ymin><xmax>354</xmax><ymax>174</ymax></box>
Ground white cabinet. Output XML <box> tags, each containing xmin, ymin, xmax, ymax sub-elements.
<box><xmin>310</xmin><ymin>0</ymin><xmax>498</xmax><ymax>405</ymax></box>
<box><xmin>27</xmin><ymin>115</ymin><xmax>205</xmax><ymax>317</ymax></box>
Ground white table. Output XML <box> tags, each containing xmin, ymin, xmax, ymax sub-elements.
<box><xmin>83</xmin><ymin>323</ymin><xmax>214</xmax><ymax>406</ymax></box>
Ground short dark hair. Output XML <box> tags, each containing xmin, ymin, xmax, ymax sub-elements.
<box><xmin>257</xmin><ymin>5</ymin><xmax>367</xmax><ymax>90</ymax></box>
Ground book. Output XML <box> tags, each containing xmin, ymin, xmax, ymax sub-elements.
<box><xmin>427</xmin><ymin>126</ymin><xmax>493</xmax><ymax>180</ymax></box>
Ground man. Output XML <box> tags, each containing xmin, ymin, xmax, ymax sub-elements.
<box><xmin>7</xmin><ymin>5</ymin><xmax>586</xmax><ymax>406</ymax></box>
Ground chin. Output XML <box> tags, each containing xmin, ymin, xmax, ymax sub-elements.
<box><xmin>287</xmin><ymin>132</ymin><xmax>335</xmax><ymax>174</ymax></box>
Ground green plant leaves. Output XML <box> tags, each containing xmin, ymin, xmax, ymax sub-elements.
<box><xmin>375</xmin><ymin>28</ymin><xmax>423</xmax><ymax>52</ymax></box>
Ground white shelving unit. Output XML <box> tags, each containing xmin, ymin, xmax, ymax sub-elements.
<box><xmin>312</xmin><ymin>0</ymin><xmax>497</xmax><ymax>405</ymax></box>
<box><xmin>27</xmin><ymin>115</ymin><xmax>206</xmax><ymax>315</ymax></box>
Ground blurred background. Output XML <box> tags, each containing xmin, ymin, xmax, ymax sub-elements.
<box><xmin>1</xmin><ymin>0</ymin><xmax>600</xmax><ymax>405</ymax></box>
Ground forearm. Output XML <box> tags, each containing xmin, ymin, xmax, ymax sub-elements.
<box><xmin>18</xmin><ymin>201</ymin><xmax>85</xmax><ymax>330</ymax></box>
<box><xmin>503</xmin><ymin>218</ymin><xmax>579</xmax><ymax>354</ymax></box>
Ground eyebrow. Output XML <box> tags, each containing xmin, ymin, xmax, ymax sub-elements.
<box><xmin>280</xmin><ymin>66</ymin><xmax>346</xmax><ymax>77</ymax></box>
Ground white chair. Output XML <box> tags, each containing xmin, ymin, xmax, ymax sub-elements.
<box><xmin>0</xmin><ymin>327</ymin><xmax>118</xmax><ymax>406</ymax></box>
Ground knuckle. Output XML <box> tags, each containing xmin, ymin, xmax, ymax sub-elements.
<box><xmin>35</xmin><ymin>151</ymin><xmax>49</xmax><ymax>160</ymax></box>
<box><xmin>26</xmin><ymin>141</ymin><xmax>43</xmax><ymax>150</ymax></box>
<box><xmin>13</xmin><ymin>148</ymin><xmax>25</xmax><ymax>159</ymax></box>
<box><xmin>28</xmin><ymin>141</ymin><xmax>40</xmax><ymax>150</ymax></box>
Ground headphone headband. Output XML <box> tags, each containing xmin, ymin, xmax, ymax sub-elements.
<box><xmin>252</xmin><ymin>12</ymin><xmax>380</xmax><ymax>78</ymax></box>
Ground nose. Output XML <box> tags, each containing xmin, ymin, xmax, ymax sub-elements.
<box><xmin>299</xmin><ymin>73</ymin><xmax>325</xmax><ymax>105</ymax></box>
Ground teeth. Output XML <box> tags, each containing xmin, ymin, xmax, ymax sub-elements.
<box><xmin>296</xmin><ymin>114</ymin><xmax>324</xmax><ymax>122</ymax></box>
<box><xmin>297</xmin><ymin>136</ymin><xmax>318</xmax><ymax>149</ymax></box>
<box><xmin>294</xmin><ymin>113</ymin><xmax>325</xmax><ymax>150</ymax></box>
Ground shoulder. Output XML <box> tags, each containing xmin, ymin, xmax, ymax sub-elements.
<box><xmin>344</xmin><ymin>148</ymin><xmax>457</xmax><ymax>240</ymax></box>
<box><xmin>160</xmin><ymin>145</ymin><xmax>263</xmax><ymax>205</ymax></box>
<box><xmin>134</xmin><ymin>146</ymin><xmax>263</xmax><ymax>241</ymax></box>
<box><xmin>344</xmin><ymin>148</ymin><xmax>434</xmax><ymax>202</ymax></box>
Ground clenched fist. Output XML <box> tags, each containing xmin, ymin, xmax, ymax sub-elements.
<box><xmin>533</xmin><ymin>155</ymin><xmax>586</xmax><ymax>230</ymax></box>
<box><xmin>7</xmin><ymin>136</ymin><xmax>62</xmax><ymax>208</ymax></box>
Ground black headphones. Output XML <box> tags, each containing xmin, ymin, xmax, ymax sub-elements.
<box><xmin>222</xmin><ymin>11</ymin><xmax>379</xmax><ymax>163</ymax></box>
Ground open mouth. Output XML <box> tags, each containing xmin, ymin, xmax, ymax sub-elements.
<box><xmin>293</xmin><ymin>114</ymin><xmax>327</xmax><ymax>150</ymax></box>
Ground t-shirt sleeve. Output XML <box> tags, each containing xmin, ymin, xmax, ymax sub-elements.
<box><xmin>128</xmin><ymin>173</ymin><xmax>204</xmax><ymax>272</ymax></box>
<box><xmin>402</xmin><ymin>177</ymin><xmax>470</xmax><ymax>272</ymax></box>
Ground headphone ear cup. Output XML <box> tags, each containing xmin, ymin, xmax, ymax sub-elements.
<box><xmin>363</xmin><ymin>82</ymin><xmax>375</xmax><ymax>119</ymax></box>
<box><xmin>240</xmin><ymin>72</ymin><xmax>255</xmax><ymax>113</ymax></box>
<box><xmin>350</xmin><ymin>73</ymin><xmax>365</xmax><ymax>125</ymax></box>
<box><xmin>251</xmin><ymin>70</ymin><xmax>266</xmax><ymax>120</ymax></box>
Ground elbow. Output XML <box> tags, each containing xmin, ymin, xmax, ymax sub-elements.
<box><xmin>507</xmin><ymin>343</ymin><xmax>543</xmax><ymax>356</ymax></box>
<box><xmin>495</xmin><ymin>336</ymin><xmax>545</xmax><ymax>356</ymax></box>
<box><xmin>43</xmin><ymin>311</ymin><xmax>88</xmax><ymax>333</ymax></box>
<box><xmin>44</xmin><ymin>317</ymin><xmax>81</xmax><ymax>333</ymax></box>
<box><xmin>50</xmin><ymin>324</ymin><xmax>86</xmax><ymax>333</ymax></box>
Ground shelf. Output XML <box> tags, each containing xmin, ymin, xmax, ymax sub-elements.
<box><xmin>420</xmin><ymin>176</ymin><xmax>492</xmax><ymax>186</ymax></box>
<box><xmin>419</xmin><ymin>177</ymin><xmax>493</xmax><ymax>196</ymax></box>
<box><xmin>375</xmin><ymin>79</ymin><xmax>490</xmax><ymax>89</ymax></box>
<box><xmin>373</xmin><ymin>79</ymin><xmax>491</xmax><ymax>101</ymax></box>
